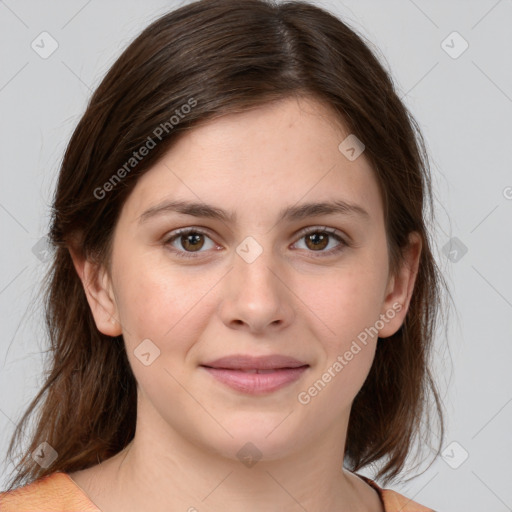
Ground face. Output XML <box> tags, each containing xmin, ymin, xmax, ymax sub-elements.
<box><xmin>77</xmin><ymin>96</ymin><xmax>419</xmax><ymax>462</ymax></box>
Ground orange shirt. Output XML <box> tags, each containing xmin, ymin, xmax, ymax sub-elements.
<box><xmin>0</xmin><ymin>471</ymin><xmax>435</xmax><ymax>511</ymax></box>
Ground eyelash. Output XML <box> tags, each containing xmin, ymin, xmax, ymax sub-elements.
<box><xmin>162</xmin><ymin>226</ymin><xmax>349</xmax><ymax>260</ymax></box>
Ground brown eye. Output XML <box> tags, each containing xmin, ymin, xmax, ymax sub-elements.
<box><xmin>304</xmin><ymin>232</ymin><xmax>329</xmax><ymax>251</ymax></box>
<box><xmin>180</xmin><ymin>232</ymin><xmax>205</xmax><ymax>252</ymax></box>
<box><xmin>164</xmin><ymin>226</ymin><xmax>348</xmax><ymax>260</ymax></box>
<box><xmin>293</xmin><ymin>227</ymin><xmax>348</xmax><ymax>257</ymax></box>
<box><xmin>164</xmin><ymin>228</ymin><xmax>216</xmax><ymax>259</ymax></box>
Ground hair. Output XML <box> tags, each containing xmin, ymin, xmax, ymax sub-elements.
<box><xmin>4</xmin><ymin>0</ymin><xmax>453</xmax><ymax>491</ymax></box>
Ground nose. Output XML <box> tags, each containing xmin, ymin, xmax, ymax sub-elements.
<box><xmin>217</xmin><ymin>240</ymin><xmax>295</xmax><ymax>334</ymax></box>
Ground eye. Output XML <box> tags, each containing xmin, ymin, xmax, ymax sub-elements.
<box><xmin>291</xmin><ymin>226</ymin><xmax>348</xmax><ymax>257</ymax></box>
<box><xmin>163</xmin><ymin>226</ymin><xmax>349</xmax><ymax>259</ymax></box>
<box><xmin>163</xmin><ymin>228</ymin><xmax>218</xmax><ymax>259</ymax></box>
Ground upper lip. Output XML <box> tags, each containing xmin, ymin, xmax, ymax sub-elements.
<box><xmin>201</xmin><ymin>354</ymin><xmax>309</xmax><ymax>370</ymax></box>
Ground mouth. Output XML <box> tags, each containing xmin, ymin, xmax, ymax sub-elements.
<box><xmin>201</xmin><ymin>354</ymin><xmax>308</xmax><ymax>370</ymax></box>
<box><xmin>203</xmin><ymin>368</ymin><xmax>296</xmax><ymax>374</ymax></box>
<box><xmin>199</xmin><ymin>354</ymin><xmax>309</xmax><ymax>394</ymax></box>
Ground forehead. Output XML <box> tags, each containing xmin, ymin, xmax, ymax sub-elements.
<box><xmin>122</xmin><ymin>96</ymin><xmax>384</xmax><ymax>227</ymax></box>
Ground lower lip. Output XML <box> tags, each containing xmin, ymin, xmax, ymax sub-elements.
<box><xmin>200</xmin><ymin>366</ymin><xmax>309</xmax><ymax>394</ymax></box>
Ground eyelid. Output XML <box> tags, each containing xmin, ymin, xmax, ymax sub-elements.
<box><xmin>293</xmin><ymin>225</ymin><xmax>344</xmax><ymax>240</ymax></box>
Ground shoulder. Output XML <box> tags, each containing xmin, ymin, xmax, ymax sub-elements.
<box><xmin>380</xmin><ymin>488</ymin><xmax>436</xmax><ymax>512</ymax></box>
<box><xmin>0</xmin><ymin>472</ymin><xmax>100</xmax><ymax>512</ymax></box>
<box><xmin>355</xmin><ymin>473</ymin><xmax>436</xmax><ymax>512</ymax></box>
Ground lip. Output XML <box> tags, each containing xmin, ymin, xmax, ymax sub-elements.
<box><xmin>200</xmin><ymin>354</ymin><xmax>309</xmax><ymax>395</ymax></box>
<box><xmin>201</xmin><ymin>354</ymin><xmax>308</xmax><ymax>370</ymax></box>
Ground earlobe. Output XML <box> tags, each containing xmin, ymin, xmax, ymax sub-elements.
<box><xmin>68</xmin><ymin>246</ymin><xmax>123</xmax><ymax>337</ymax></box>
<box><xmin>377</xmin><ymin>232</ymin><xmax>422</xmax><ymax>339</ymax></box>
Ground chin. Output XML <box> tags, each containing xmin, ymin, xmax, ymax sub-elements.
<box><xmin>199</xmin><ymin>415</ymin><xmax>311</xmax><ymax>464</ymax></box>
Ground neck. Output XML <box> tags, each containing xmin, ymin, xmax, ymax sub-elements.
<box><xmin>77</xmin><ymin>398</ymin><xmax>381</xmax><ymax>512</ymax></box>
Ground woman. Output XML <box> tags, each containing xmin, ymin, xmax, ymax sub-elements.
<box><xmin>1</xmin><ymin>0</ymin><xmax>451</xmax><ymax>510</ymax></box>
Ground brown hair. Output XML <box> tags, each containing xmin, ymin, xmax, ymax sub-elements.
<box><xmin>4</xmin><ymin>0</ymin><xmax>453</xmax><ymax>491</ymax></box>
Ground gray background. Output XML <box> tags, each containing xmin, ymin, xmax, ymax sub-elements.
<box><xmin>1</xmin><ymin>1</ymin><xmax>511</xmax><ymax>510</ymax></box>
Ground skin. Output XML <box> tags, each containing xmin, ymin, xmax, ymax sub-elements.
<box><xmin>69</xmin><ymin>95</ymin><xmax>421</xmax><ymax>512</ymax></box>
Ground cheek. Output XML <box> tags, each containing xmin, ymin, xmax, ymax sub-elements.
<box><xmin>300</xmin><ymin>278</ymin><xmax>379</xmax><ymax>409</ymax></box>
<box><xmin>114</xmin><ymin>256</ymin><xmax>219</xmax><ymax>348</ymax></box>
<box><xmin>297</xmin><ymin>263</ymin><xmax>384</xmax><ymax>344</ymax></box>
<box><xmin>295</xmin><ymin>263</ymin><xmax>384</xmax><ymax>400</ymax></box>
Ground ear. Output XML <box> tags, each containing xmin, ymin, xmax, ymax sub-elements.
<box><xmin>377</xmin><ymin>231</ymin><xmax>422</xmax><ymax>339</ymax></box>
<box><xmin>68</xmin><ymin>246</ymin><xmax>123</xmax><ymax>337</ymax></box>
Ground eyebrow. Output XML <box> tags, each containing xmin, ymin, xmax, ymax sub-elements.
<box><xmin>138</xmin><ymin>198</ymin><xmax>370</xmax><ymax>225</ymax></box>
